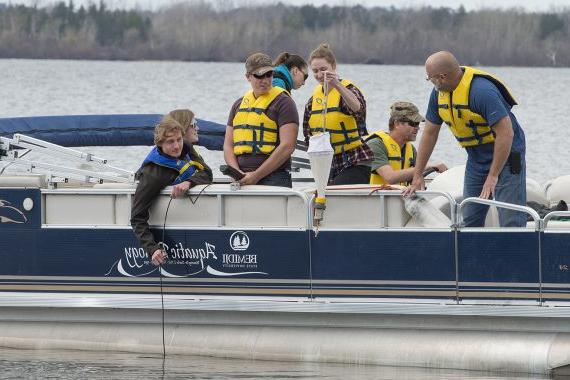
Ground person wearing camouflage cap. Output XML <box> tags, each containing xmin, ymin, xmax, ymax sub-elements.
<box><xmin>404</xmin><ymin>51</ymin><xmax>526</xmax><ymax>228</ymax></box>
<box><xmin>365</xmin><ymin>101</ymin><xmax>447</xmax><ymax>186</ymax></box>
<box><xmin>223</xmin><ymin>52</ymin><xmax>299</xmax><ymax>187</ymax></box>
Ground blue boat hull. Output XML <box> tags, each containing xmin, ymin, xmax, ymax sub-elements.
<box><xmin>2</xmin><ymin>188</ymin><xmax>569</xmax><ymax>304</ymax></box>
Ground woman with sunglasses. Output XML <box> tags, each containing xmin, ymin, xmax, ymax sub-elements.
<box><xmin>131</xmin><ymin>109</ymin><xmax>213</xmax><ymax>266</ymax></box>
<box><xmin>303</xmin><ymin>43</ymin><xmax>373</xmax><ymax>185</ymax></box>
<box><xmin>272</xmin><ymin>52</ymin><xmax>309</xmax><ymax>94</ymax></box>
<box><xmin>224</xmin><ymin>52</ymin><xmax>298</xmax><ymax>187</ymax></box>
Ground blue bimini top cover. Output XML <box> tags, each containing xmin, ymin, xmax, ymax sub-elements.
<box><xmin>0</xmin><ymin>114</ymin><xmax>226</xmax><ymax>151</ymax></box>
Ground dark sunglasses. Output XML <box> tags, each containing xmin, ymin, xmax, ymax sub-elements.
<box><xmin>402</xmin><ymin>120</ymin><xmax>420</xmax><ymax>127</ymax></box>
<box><xmin>252</xmin><ymin>71</ymin><xmax>274</xmax><ymax>79</ymax></box>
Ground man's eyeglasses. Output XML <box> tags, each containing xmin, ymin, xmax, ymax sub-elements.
<box><xmin>252</xmin><ymin>71</ymin><xmax>274</xmax><ymax>79</ymax></box>
<box><xmin>426</xmin><ymin>72</ymin><xmax>446</xmax><ymax>82</ymax></box>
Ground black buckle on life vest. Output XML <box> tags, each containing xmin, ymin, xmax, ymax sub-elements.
<box><xmin>466</xmin><ymin>119</ymin><xmax>490</xmax><ymax>144</ymax></box>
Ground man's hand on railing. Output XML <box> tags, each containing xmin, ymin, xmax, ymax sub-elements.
<box><xmin>402</xmin><ymin>172</ymin><xmax>426</xmax><ymax>198</ymax></box>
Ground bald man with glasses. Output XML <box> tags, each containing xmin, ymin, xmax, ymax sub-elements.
<box><xmin>404</xmin><ymin>51</ymin><xmax>526</xmax><ymax>227</ymax></box>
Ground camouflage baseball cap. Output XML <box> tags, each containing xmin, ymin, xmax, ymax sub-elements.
<box><xmin>390</xmin><ymin>101</ymin><xmax>425</xmax><ymax>123</ymax></box>
<box><xmin>245</xmin><ymin>52</ymin><xmax>274</xmax><ymax>75</ymax></box>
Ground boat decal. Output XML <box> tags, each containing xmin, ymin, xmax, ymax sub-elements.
<box><xmin>117</xmin><ymin>260</ymin><xmax>157</xmax><ymax>277</ymax></box>
<box><xmin>230</xmin><ymin>231</ymin><xmax>250</xmax><ymax>251</ymax></box>
<box><xmin>0</xmin><ymin>199</ymin><xmax>27</xmax><ymax>224</ymax></box>
<box><xmin>108</xmin><ymin>239</ymin><xmax>268</xmax><ymax>278</ymax></box>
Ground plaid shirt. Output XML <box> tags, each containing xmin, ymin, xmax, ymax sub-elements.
<box><xmin>303</xmin><ymin>82</ymin><xmax>373</xmax><ymax>178</ymax></box>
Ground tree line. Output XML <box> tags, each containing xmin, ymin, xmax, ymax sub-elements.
<box><xmin>0</xmin><ymin>1</ymin><xmax>569</xmax><ymax>66</ymax></box>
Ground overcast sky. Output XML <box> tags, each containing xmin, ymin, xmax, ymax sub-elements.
<box><xmin>5</xmin><ymin>0</ymin><xmax>570</xmax><ymax>11</ymax></box>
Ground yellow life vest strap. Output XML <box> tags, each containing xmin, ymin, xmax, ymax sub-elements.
<box><xmin>232</xmin><ymin>87</ymin><xmax>285</xmax><ymax>155</ymax></box>
<box><xmin>367</xmin><ymin>131</ymin><xmax>416</xmax><ymax>185</ymax></box>
<box><xmin>309</xmin><ymin>107</ymin><xmax>343</xmax><ymax>115</ymax></box>
<box><xmin>233</xmin><ymin>121</ymin><xmax>280</xmax><ymax>154</ymax></box>
<box><xmin>324</xmin><ymin>121</ymin><xmax>362</xmax><ymax>148</ymax></box>
<box><xmin>179</xmin><ymin>160</ymin><xmax>205</xmax><ymax>174</ymax></box>
<box><xmin>437</xmin><ymin>66</ymin><xmax>516</xmax><ymax>147</ymax></box>
<box><xmin>438</xmin><ymin>101</ymin><xmax>495</xmax><ymax>144</ymax></box>
<box><xmin>386</xmin><ymin>149</ymin><xmax>416</xmax><ymax>168</ymax></box>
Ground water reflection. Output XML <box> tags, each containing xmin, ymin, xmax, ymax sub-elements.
<box><xmin>0</xmin><ymin>348</ymin><xmax>551</xmax><ymax>380</ymax></box>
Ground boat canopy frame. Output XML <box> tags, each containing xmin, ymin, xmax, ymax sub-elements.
<box><xmin>0</xmin><ymin>134</ymin><xmax>135</xmax><ymax>186</ymax></box>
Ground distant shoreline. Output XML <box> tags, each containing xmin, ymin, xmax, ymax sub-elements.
<box><xmin>0</xmin><ymin>3</ymin><xmax>568</xmax><ymax>67</ymax></box>
<box><xmin>3</xmin><ymin>57</ymin><xmax>568</xmax><ymax>69</ymax></box>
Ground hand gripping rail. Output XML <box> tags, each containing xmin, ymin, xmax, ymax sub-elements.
<box><xmin>0</xmin><ymin>134</ymin><xmax>135</xmax><ymax>185</ymax></box>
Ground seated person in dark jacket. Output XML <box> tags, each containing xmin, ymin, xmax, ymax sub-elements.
<box><xmin>130</xmin><ymin>110</ymin><xmax>213</xmax><ymax>266</ymax></box>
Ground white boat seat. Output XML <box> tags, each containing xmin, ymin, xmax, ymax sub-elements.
<box><xmin>0</xmin><ymin>175</ymin><xmax>47</xmax><ymax>188</ymax></box>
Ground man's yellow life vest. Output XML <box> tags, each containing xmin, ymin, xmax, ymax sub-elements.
<box><xmin>232</xmin><ymin>86</ymin><xmax>286</xmax><ymax>155</ymax></box>
<box><xmin>366</xmin><ymin>131</ymin><xmax>415</xmax><ymax>186</ymax></box>
<box><xmin>437</xmin><ymin>66</ymin><xmax>517</xmax><ymax>148</ymax></box>
<box><xmin>307</xmin><ymin>79</ymin><xmax>364</xmax><ymax>155</ymax></box>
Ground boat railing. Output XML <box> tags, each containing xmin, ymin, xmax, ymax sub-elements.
<box><xmin>459</xmin><ymin>197</ymin><xmax>542</xmax><ymax>230</ymax></box>
<box><xmin>543</xmin><ymin>211</ymin><xmax>570</xmax><ymax>229</ymax></box>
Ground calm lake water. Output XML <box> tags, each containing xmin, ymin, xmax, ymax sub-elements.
<box><xmin>0</xmin><ymin>347</ymin><xmax>550</xmax><ymax>380</ymax></box>
<box><xmin>0</xmin><ymin>59</ymin><xmax>566</xmax><ymax>379</ymax></box>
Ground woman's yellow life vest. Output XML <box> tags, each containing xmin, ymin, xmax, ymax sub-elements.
<box><xmin>232</xmin><ymin>86</ymin><xmax>286</xmax><ymax>155</ymax></box>
<box><xmin>366</xmin><ymin>131</ymin><xmax>416</xmax><ymax>186</ymax></box>
<box><xmin>437</xmin><ymin>66</ymin><xmax>517</xmax><ymax>148</ymax></box>
<box><xmin>307</xmin><ymin>79</ymin><xmax>364</xmax><ymax>155</ymax></box>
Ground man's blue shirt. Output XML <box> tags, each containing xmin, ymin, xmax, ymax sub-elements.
<box><xmin>426</xmin><ymin>76</ymin><xmax>526</xmax><ymax>174</ymax></box>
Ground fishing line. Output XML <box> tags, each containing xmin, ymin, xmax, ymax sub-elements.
<box><xmin>186</xmin><ymin>183</ymin><xmax>212</xmax><ymax>205</ymax></box>
<box><xmin>159</xmin><ymin>196</ymin><xmax>173</xmax><ymax>367</ymax></box>
<box><xmin>157</xmin><ymin>184</ymin><xmax>209</xmax><ymax>369</ymax></box>
<box><xmin>183</xmin><ymin>184</ymin><xmax>211</xmax><ymax>280</ymax></box>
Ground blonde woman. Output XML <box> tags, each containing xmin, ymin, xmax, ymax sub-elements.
<box><xmin>303</xmin><ymin>43</ymin><xmax>373</xmax><ymax>185</ymax></box>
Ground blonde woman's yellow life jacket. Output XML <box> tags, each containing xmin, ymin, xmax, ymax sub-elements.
<box><xmin>437</xmin><ymin>66</ymin><xmax>517</xmax><ymax>148</ymax></box>
<box><xmin>365</xmin><ymin>131</ymin><xmax>416</xmax><ymax>186</ymax></box>
<box><xmin>307</xmin><ymin>79</ymin><xmax>364</xmax><ymax>155</ymax></box>
<box><xmin>232</xmin><ymin>86</ymin><xmax>286</xmax><ymax>155</ymax></box>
